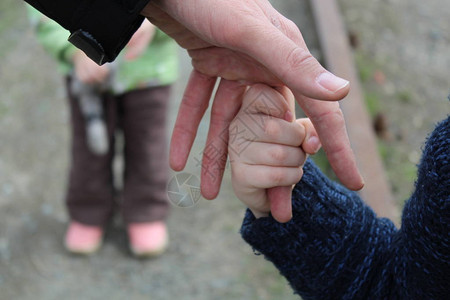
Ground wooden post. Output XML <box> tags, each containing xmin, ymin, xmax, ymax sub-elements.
<box><xmin>310</xmin><ymin>0</ymin><xmax>399</xmax><ymax>224</ymax></box>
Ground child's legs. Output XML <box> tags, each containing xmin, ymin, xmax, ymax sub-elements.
<box><xmin>65</xmin><ymin>78</ymin><xmax>117</xmax><ymax>226</ymax></box>
<box><xmin>120</xmin><ymin>85</ymin><xmax>171</xmax><ymax>224</ymax></box>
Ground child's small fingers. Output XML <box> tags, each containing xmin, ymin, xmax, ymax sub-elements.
<box><xmin>230</xmin><ymin>116</ymin><xmax>305</xmax><ymax>147</ymax></box>
<box><xmin>296</xmin><ymin>118</ymin><xmax>321</xmax><ymax>154</ymax></box>
<box><xmin>255</xmin><ymin>117</ymin><xmax>306</xmax><ymax>146</ymax></box>
<box><xmin>234</xmin><ymin>165</ymin><xmax>303</xmax><ymax>189</ymax></box>
<box><xmin>239</xmin><ymin>142</ymin><xmax>307</xmax><ymax>167</ymax></box>
<box><xmin>243</xmin><ymin>84</ymin><xmax>292</xmax><ymax>121</ymax></box>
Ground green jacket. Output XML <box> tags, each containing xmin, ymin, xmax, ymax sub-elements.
<box><xmin>27</xmin><ymin>6</ymin><xmax>178</xmax><ymax>94</ymax></box>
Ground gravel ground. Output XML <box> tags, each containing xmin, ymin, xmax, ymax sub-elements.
<box><xmin>0</xmin><ymin>0</ymin><xmax>448</xmax><ymax>299</ymax></box>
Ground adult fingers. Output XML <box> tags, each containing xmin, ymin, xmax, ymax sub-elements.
<box><xmin>266</xmin><ymin>86</ymin><xmax>296</xmax><ymax>223</ymax></box>
<box><xmin>169</xmin><ymin>70</ymin><xmax>216</xmax><ymax>171</ymax></box>
<box><xmin>296</xmin><ymin>94</ymin><xmax>364</xmax><ymax>190</ymax></box>
<box><xmin>264</xmin><ymin>86</ymin><xmax>296</xmax><ymax>223</ymax></box>
<box><xmin>200</xmin><ymin>79</ymin><xmax>246</xmax><ymax>199</ymax></box>
<box><xmin>267</xmin><ymin>186</ymin><xmax>293</xmax><ymax>223</ymax></box>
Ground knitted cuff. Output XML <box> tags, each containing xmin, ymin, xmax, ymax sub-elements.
<box><xmin>240</xmin><ymin>159</ymin><xmax>397</xmax><ymax>298</ymax></box>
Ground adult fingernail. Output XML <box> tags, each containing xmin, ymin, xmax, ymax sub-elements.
<box><xmin>316</xmin><ymin>72</ymin><xmax>349</xmax><ymax>93</ymax></box>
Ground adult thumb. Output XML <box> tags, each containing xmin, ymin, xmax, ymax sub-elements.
<box><xmin>235</xmin><ymin>20</ymin><xmax>349</xmax><ymax>101</ymax></box>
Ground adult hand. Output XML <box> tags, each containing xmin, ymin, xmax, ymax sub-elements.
<box><xmin>73</xmin><ymin>50</ymin><xmax>110</xmax><ymax>84</ymax></box>
<box><xmin>141</xmin><ymin>0</ymin><xmax>364</xmax><ymax>199</ymax></box>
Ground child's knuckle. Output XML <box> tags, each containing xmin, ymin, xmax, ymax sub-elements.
<box><xmin>294</xmin><ymin>168</ymin><xmax>304</xmax><ymax>183</ymax></box>
<box><xmin>292</xmin><ymin>148</ymin><xmax>305</xmax><ymax>164</ymax></box>
<box><xmin>269</xmin><ymin>146</ymin><xmax>288</xmax><ymax>163</ymax></box>
<box><xmin>264</xmin><ymin>119</ymin><xmax>280</xmax><ymax>137</ymax></box>
<box><xmin>269</xmin><ymin>169</ymin><xmax>285</xmax><ymax>185</ymax></box>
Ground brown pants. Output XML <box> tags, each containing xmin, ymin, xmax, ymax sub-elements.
<box><xmin>65</xmin><ymin>82</ymin><xmax>171</xmax><ymax>226</ymax></box>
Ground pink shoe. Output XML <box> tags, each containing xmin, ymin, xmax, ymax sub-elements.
<box><xmin>128</xmin><ymin>221</ymin><xmax>168</xmax><ymax>257</ymax></box>
<box><xmin>64</xmin><ymin>221</ymin><xmax>103</xmax><ymax>255</ymax></box>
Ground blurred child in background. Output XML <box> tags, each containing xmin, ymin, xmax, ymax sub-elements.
<box><xmin>27</xmin><ymin>7</ymin><xmax>178</xmax><ymax>257</ymax></box>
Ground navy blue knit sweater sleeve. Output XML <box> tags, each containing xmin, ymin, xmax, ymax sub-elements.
<box><xmin>240</xmin><ymin>116</ymin><xmax>449</xmax><ymax>299</ymax></box>
<box><xmin>396</xmin><ymin>116</ymin><xmax>450</xmax><ymax>299</ymax></box>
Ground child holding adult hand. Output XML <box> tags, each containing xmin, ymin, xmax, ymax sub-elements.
<box><xmin>230</xmin><ymin>84</ymin><xmax>449</xmax><ymax>299</ymax></box>
<box><xmin>229</xmin><ymin>84</ymin><xmax>321</xmax><ymax>223</ymax></box>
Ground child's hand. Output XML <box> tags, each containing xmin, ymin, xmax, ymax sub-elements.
<box><xmin>73</xmin><ymin>50</ymin><xmax>110</xmax><ymax>84</ymax></box>
<box><xmin>124</xmin><ymin>20</ymin><xmax>156</xmax><ymax>61</ymax></box>
<box><xmin>229</xmin><ymin>84</ymin><xmax>320</xmax><ymax>223</ymax></box>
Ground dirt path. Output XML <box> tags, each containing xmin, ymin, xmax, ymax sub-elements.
<box><xmin>0</xmin><ymin>0</ymin><xmax>448</xmax><ymax>299</ymax></box>
<box><xmin>0</xmin><ymin>1</ymin><xmax>308</xmax><ymax>299</ymax></box>
<box><xmin>339</xmin><ymin>0</ymin><xmax>449</xmax><ymax>202</ymax></box>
